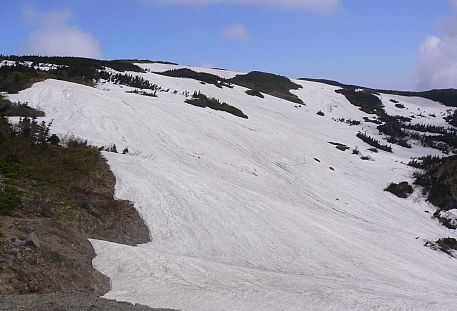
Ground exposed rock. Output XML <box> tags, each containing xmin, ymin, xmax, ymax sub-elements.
<box><xmin>25</xmin><ymin>232</ymin><xmax>40</xmax><ymax>248</ymax></box>
<box><xmin>7</xmin><ymin>248</ymin><xmax>19</xmax><ymax>256</ymax></box>
<box><xmin>40</xmin><ymin>200</ymin><xmax>54</xmax><ymax>218</ymax></box>
<box><xmin>80</xmin><ymin>202</ymin><xmax>102</xmax><ymax>218</ymax></box>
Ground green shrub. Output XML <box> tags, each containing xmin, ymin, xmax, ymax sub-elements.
<box><xmin>158</xmin><ymin>69</ymin><xmax>232</xmax><ymax>88</ymax></box>
<box><xmin>335</xmin><ymin>88</ymin><xmax>384</xmax><ymax>115</ymax></box>
<box><xmin>356</xmin><ymin>132</ymin><xmax>392</xmax><ymax>152</ymax></box>
<box><xmin>185</xmin><ymin>92</ymin><xmax>248</xmax><ymax>119</ymax></box>
<box><xmin>0</xmin><ymin>184</ymin><xmax>21</xmax><ymax>215</ymax></box>
<box><xmin>5</xmin><ymin>55</ymin><xmax>144</xmax><ymax>73</ymax></box>
<box><xmin>299</xmin><ymin>77</ymin><xmax>457</xmax><ymax>107</ymax></box>
<box><xmin>245</xmin><ymin>89</ymin><xmax>264</xmax><ymax>98</ymax></box>
<box><xmin>333</xmin><ymin>117</ymin><xmax>361</xmax><ymax>126</ymax></box>
<box><xmin>435</xmin><ymin>237</ymin><xmax>457</xmax><ymax>256</ymax></box>
<box><xmin>0</xmin><ymin>154</ymin><xmax>20</xmax><ymax>178</ymax></box>
<box><xmin>329</xmin><ymin>142</ymin><xmax>350</xmax><ymax>151</ymax></box>
<box><xmin>411</xmin><ymin>155</ymin><xmax>457</xmax><ymax>211</ymax></box>
<box><xmin>384</xmin><ymin>182</ymin><xmax>414</xmax><ymax>198</ymax></box>
<box><xmin>445</xmin><ymin>110</ymin><xmax>457</xmax><ymax>127</ymax></box>
<box><xmin>230</xmin><ymin>71</ymin><xmax>303</xmax><ymax>104</ymax></box>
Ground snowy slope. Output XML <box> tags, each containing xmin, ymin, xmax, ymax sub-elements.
<box><xmin>8</xmin><ymin>67</ymin><xmax>457</xmax><ymax>310</ymax></box>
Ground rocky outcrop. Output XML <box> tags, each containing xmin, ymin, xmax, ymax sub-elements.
<box><xmin>0</xmin><ymin>152</ymin><xmax>150</xmax><ymax>296</ymax></box>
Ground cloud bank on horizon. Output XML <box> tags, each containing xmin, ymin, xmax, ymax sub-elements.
<box><xmin>220</xmin><ymin>24</ymin><xmax>251</xmax><ymax>42</ymax></box>
<box><xmin>140</xmin><ymin>0</ymin><xmax>340</xmax><ymax>13</ymax></box>
<box><xmin>413</xmin><ymin>0</ymin><xmax>457</xmax><ymax>90</ymax></box>
<box><xmin>19</xmin><ymin>7</ymin><xmax>102</xmax><ymax>59</ymax></box>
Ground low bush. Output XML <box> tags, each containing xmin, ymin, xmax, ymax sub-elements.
<box><xmin>363</xmin><ymin>117</ymin><xmax>382</xmax><ymax>124</ymax></box>
<box><xmin>356</xmin><ymin>132</ymin><xmax>392</xmax><ymax>152</ymax></box>
<box><xmin>403</xmin><ymin>123</ymin><xmax>455</xmax><ymax>135</ymax></box>
<box><xmin>230</xmin><ymin>71</ymin><xmax>303</xmax><ymax>104</ymax></box>
<box><xmin>336</xmin><ymin>88</ymin><xmax>384</xmax><ymax>115</ymax></box>
<box><xmin>245</xmin><ymin>89</ymin><xmax>264</xmax><ymax>98</ymax></box>
<box><xmin>333</xmin><ymin>117</ymin><xmax>361</xmax><ymax>126</ymax></box>
<box><xmin>158</xmin><ymin>68</ymin><xmax>232</xmax><ymax>88</ymax></box>
<box><xmin>185</xmin><ymin>92</ymin><xmax>248</xmax><ymax>119</ymax></box>
<box><xmin>434</xmin><ymin>237</ymin><xmax>457</xmax><ymax>256</ymax></box>
<box><xmin>0</xmin><ymin>97</ymin><xmax>44</xmax><ymax>118</ymax></box>
<box><xmin>126</xmin><ymin>89</ymin><xmax>157</xmax><ymax>97</ymax></box>
<box><xmin>299</xmin><ymin>77</ymin><xmax>457</xmax><ymax>107</ymax></box>
<box><xmin>328</xmin><ymin>142</ymin><xmax>350</xmax><ymax>151</ymax></box>
<box><xmin>411</xmin><ymin>155</ymin><xmax>457</xmax><ymax>211</ymax></box>
<box><xmin>445</xmin><ymin>110</ymin><xmax>457</xmax><ymax>127</ymax></box>
<box><xmin>384</xmin><ymin>181</ymin><xmax>413</xmax><ymax>198</ymax></box>
<box><xmin>0</xmin><ymin>184</ymin><xmax>21</xmax><ymax>215</ymax></box>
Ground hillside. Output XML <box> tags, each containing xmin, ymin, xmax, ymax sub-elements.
<box><xmin>1</xmin><ymin>57</ymin><xmax>457</xmax><ymax>310</ymax></box>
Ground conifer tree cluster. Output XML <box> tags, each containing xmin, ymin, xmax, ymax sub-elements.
<box><xmin>356</xmin><ymin>132</ymin><xmax>392</xmax><ymax>152</ymax></box>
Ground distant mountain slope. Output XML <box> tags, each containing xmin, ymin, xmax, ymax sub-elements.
<box><xmin>299</xmin><ymin>77</ymin><xmax>457</xmax><ymax>107</ymax></box>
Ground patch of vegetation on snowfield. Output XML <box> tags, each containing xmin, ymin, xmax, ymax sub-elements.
<box><xmin>230</xmin><ymin>71</ymin><xmax>303</xmax><ymax>104</ymax></box>
<box><xmin>185</xmin><ymin>91</ymin><xmax>248</xmax><ymax>119</ymax></box>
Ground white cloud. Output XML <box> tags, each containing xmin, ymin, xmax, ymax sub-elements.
<box><xmin>220</xmin><ymin>24</ymin><xmax>251</xmax><ymax>42</ymax></box>
<box><xmin>200</xmin><ymin>61</ymin><xmax>216</xmax><ymax>68</ymax></box>
<box><xmin>140</xmin><ymin>0</ymin><xmax>340</xmax><ymax>13</ymax></box>
<box><xmin>413</xmin><ymin>0</ymin><xmax>457</xmax><ymax>90</ymax></box>
<box><xmin>19</xmin><ymin>7</ymin><xmax>102</xmax><ymax>59</ymax></box>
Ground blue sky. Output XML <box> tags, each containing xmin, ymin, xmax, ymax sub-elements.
<box><xmin>1</xmin><ymin>0</ymin><xmax>456</xmax><ymax>90</ymax></box>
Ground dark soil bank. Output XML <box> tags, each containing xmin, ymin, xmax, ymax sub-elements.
<box><xmin>0</xmin><ymin>290</ymin><xmax>175</xmax><ymax>311</ymax></box>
